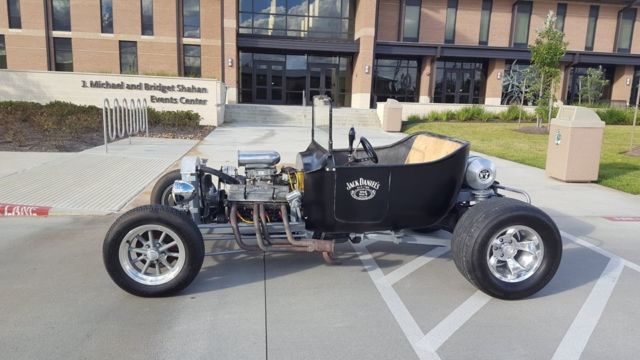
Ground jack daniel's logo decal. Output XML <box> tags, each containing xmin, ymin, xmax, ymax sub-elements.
<box><xmin>346</xmin><ymin>178</ymin><xmax>381</xmax><ymax>201</ymax></box>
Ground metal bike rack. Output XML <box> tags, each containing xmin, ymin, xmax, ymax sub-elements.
<box><xmin>102</xmin><ymin>98</ymin><xmax>149</xmax><ymax>153</ymax></box>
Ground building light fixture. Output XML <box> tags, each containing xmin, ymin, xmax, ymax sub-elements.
<box><xmin>497</xmin><ymin>71</ymin><xmax>502</xmax><ymax>80</ymax></box>
<box><xmin>364</xmin><ymin>65</ymin><xmax>370</xmax><ymax>74</ymax></box>
<box><xmin>228</xmin><ymin>58</ymin><xmax>233</xmax><ymax>67</ymax></box>
<box><xmin>626</xmin><ymin>77</ymin><xmax>631</xmax><ymax>86</ymax></box>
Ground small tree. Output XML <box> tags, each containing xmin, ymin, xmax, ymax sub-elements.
<box><xmin>578</xmin><ymin>66</ymin><xmax>609</xmax><ymax>106</ymax></box>
<box><xmin>529</xmin><ymin>11</ymin><xmax>567</xmax><ymax>127</ymax></box>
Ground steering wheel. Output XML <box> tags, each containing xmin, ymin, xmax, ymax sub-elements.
<box><xmin>357</xmin><ymin>136</ymin><xmax>379</xmax><ymax>164</ymax></box>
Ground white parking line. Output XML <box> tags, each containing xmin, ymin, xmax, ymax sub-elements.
<box><xmin>415</xmin><ymin>291</ymin><xmax>491</xmax><ymax>352</ymax></box>
<box><xmin>385</xmin><ymin>246</ymin><xmax>451</xmax><ymax>286</ymax></box>
<box><xmin>561</xmin><ymin>231</ymin><xmax>640</xmax><ymax>273</ymax></box>
<box><xmin>551</xmin><ymin>257</ymin><xmax>625</xmax><ymax>360</ymax></box>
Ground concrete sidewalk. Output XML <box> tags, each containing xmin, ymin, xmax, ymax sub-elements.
<box><xmin>0</xmin><ymin>137</ymin><xmax>197</xmax><ymax>215</ymax></box>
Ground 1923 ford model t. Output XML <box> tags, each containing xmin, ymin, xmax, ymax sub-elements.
<box><xmin>103</xmin><ymin>96</ymin><xmax>562</xmax><ymax>300</ymax></box>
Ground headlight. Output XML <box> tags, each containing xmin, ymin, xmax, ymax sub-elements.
<box><xmin>465</xmin><ymin>156</ymin><xmax>496</xmax><ymax>190</ymax></box>
<box><xmin>171</xmin><ymin>181</ymin><xmax>196</xmax><ymax>204</ymax></box>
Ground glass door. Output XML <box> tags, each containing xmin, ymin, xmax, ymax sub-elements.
<box><xmin>253</xmin><ymin>60</ymin><xmax>285</xmax><ymax>104</ymax></box>
<box><xmin>307</xmin><ymin>63</ymin><xmax>339</xmax><ymax>103</ymax></box>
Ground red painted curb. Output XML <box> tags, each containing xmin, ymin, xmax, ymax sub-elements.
<box><xmin>602</xmin><ymin>216</ymin><xmax>640</xmax><ymax>222</ymax></box>
<box><xmin>0</xmin><ymin>203</ymin><xmax>51</xmax><ymax>217</ymax></box>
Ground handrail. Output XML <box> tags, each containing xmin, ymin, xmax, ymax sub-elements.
<box><xmin>102</xmin><ymin>98</ymin><xmax>149</xmax><ymax>153</ymax></box>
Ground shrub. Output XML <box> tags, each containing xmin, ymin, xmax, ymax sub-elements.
<box><xmin>427</xmin><ymin>111</ymin><xmax>443</xmax><ymax>122</ymax></box>
<box><xmin>407</xmin><ymin>114</ymin><xmax>422</xmax><ymax>122</ymax></box>
<box><xmin>596</xmin><ymin>108</ymin><xmax>632</xmax><ymax>125</ymax></box>
<box><xmin>147</xmin><ymin>108</ymin><xmax>202</xmax><ymax>128</ymax></box>
<box><xmin>442</xmin><ymin>110</ymin><xmax>457</xmax><ymax>121</ymax></box>
<box><xmin>457</xmin><ymin>105</ymin><xmax>487</xmax><ymax>122</ymax></box>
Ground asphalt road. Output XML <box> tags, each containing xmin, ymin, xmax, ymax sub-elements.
<box><xmin>1</xmin><ymin>215</ymin><xmax>639</xmax><ymax>360</ymax></box>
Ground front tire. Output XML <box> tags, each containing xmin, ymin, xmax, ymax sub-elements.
<box><xmin>452</xmin><ymin>198</ymin><xmax>562</xmax><ymax>300</ymax></box>
<box><xmin>150</xmin><ymin>169</ymin><xmax>182</xmax><ymax>206</ymax></box>
<box><xmin>103</xmin><ymin>205</ymin><xmax>204</xmax><ymax>297</ymax></box>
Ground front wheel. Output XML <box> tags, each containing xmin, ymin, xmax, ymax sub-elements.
<box><xmin>452</xmin><ymin>198</ymin><xmax>562</xmax><ymax>300</ymax></box>
<box><xmin>150</xmin><ymin>169</ymin><xmax>182</xmax><ymax>206</ymax></box>
<box><xmin>103</xmin><ymin>205</ymin><xmax>204</xmax><ymax>297</ymax></box>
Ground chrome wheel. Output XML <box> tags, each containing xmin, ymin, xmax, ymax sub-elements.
<box><xmin>118</xmin><ymin>224</ymin><xmax>186</xmax><ymax>285</ymax></box>
<box><xmin>486</xmin><ymin>225</ymin><xmax>544</xmax><ymax>283</ymax></box>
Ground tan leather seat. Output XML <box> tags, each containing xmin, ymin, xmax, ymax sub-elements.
<box><xmin>405</xmin><ymin>135</ymin><xmax>463</xmax><ymax>164</ymax></box>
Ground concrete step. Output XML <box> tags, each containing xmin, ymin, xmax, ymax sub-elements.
<box><xmin>224</xmin><ymin>104</ymin><xmax>380</xmax><ymax>128</ymax></box>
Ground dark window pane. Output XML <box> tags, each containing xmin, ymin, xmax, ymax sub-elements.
<box><xmin>52</xmin><ymin>0</ymin><xmax>71</xmax><ymax>31</ymax></box>
<box><xmin>101</xmin><ymin>0</ymin><xmax>113</xmax><ymax>33</ymax></box>
<box><xmin>512</xmin><ymin>1</ymin><xmax>532</xmax><ymax>47</ymax></box>
<box><xmin>616</xmin><ymin>8</ymin><xmax>636</xmax><ymax>53</ymax></box>
<box><xmin>53</xmin><ymin>37</ymin><xmax>73</xmax><ymax>71</ymax></box>
<box><xmin>444</xmin><ymin>0</ymin><xmax>457</xmax><ymax>43</ymax></box>
<box><xmin>183</xmin><ymin>0</ymin><xmax>200</xmax><ymax>38</ymax></box>
<box><xmin>141</xmin><ymin>0</ymin><xmax>154</xmax><ymax>35</ymax></box>
<box><xmin>119</xmin><ymin>41</ymin><xmax>138</xmax><ymax>74</ymax></box>
<box><xmin>239</xmin><ymin>0</ymin><xmax>252</xmax><ymax>12</ymax></box>
<box><xmin>585</xmin><ymin>5</ymin><xmax>599</xmax><ymax>51</ymax></box>
<box><xmin>183</xmin><ymin>44</ymin><xmax>201</xmax><ymax>77</ymax></box>
<box><xmin>8</xmin><ymin>0</ymin><xmax>21</xmax><ymax>29</ymax></box>
<box><xmin>403</xmin><ymin>1</ymin><xmax>421</xmax><ymax>42</ymax></box>
<box><xmin>373</xmin><ymin>58</ymin><xmax>419</xmax><ymax>103</ymax></box>
<box><xmin>556</xmin><ymin>3</ymin><xmax>567</xmax><ymax>32</ymax></box>
<box><xmin>0</xmin><ymin>35</ymin><xmax>6</xmax><ymax>69</ymax></box>
<box><xmin>479</xmin><ymin>0</ymin><xmax>492</xmax><ymax>45</ymax></box>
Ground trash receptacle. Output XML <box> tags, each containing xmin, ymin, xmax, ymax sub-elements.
<box><xmin>381</xmin><ymin>99</ymin><xmax>403</xmax><ymax>132</ymax></box>
<box><xmin>545</xmin><ymin>106</ymin><xmax>605</xmax><ymax>182</ymax></box>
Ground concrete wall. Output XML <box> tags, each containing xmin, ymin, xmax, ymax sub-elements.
<box><xmin>0</xmin><ymin>69</ymin><xmax>226</xmax><ymax>125</ymax></box>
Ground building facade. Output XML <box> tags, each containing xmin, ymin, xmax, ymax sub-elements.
<box><xmin>1</xmin><ymin>0</ymin><xmax>640</xmax><ymax>108</ymax></box>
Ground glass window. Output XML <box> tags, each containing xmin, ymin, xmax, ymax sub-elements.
<box><xmin>373</xmin><ymin>58</ymin><xmax>419</xmax><ymax>103</ymax></box>
<box><xmin>183</xmin><ymin>0</ymin><xmax>200</xmax><ymax>38</ymax></box>
<box><xmin>512</xmin><ymin>1</ymin><xmax>531</xmax><ymax>48</ymax></box>
<box><xmin>403</xmin><ymin>0</ymin><xmax>421</xmax><ymax>42</ymax></box>
<box><xmin>555</xmin><ymin>3</ymin><xmax>566</xmax><ymax>32</ymax></box>
<box><xmin>238</xmin><ymin>0</ymin><xmax>353</xmax><ymax>39</ymax></box>
<box><xmin>630</xmin><ymin>66</ymin><xmax>640</xmax><ymax>105</ymax></box>
<box><xmin>479</xmin><ymin>0</ymin><xmax>492</xmax><ymax>45</ymax></box>
<box><xmin>434</xmin><ymin>60</ymin><xmax>486</xmax><ymax>104</ymax></box>
<box><xmin>0</xmin><ymin>35</ymin><xmax>6</xmax><ymax>69</ymax></box>
<box><xmin>101</xmin><ymin>0</ymin><xmax>113</xmax><ymax>34</ymax></box>
<box><xmin>53</xmin><ymin>37</ymin><xmax>73</xmax><ymax>71</ymax></box>
<box><xmin>183</xmin><ymin>44</ymin><xmax>201</xmax><ymax>77</ymax></box>
<box><xmin>444</xmin><ymin>0</ymin><xmax>457</xmax><ymax>44</ymax></box>
<box><xmin>585</xmin><ymin>5</ymin><xmax>599</xmax><ymax>51</ymax></box>
<box><xmin>616</xmin><ymin>8</ymin><xmax>636</xmax><ymax>53</ymax></box>
<box><xmin>566</xmin><ymin>65</ymin><xmax>613</xmax><ymax>105</ymax></box>
<box><xmin>52</xmin><ymin>0</ymin><xmax>71</xmax><ymax>31</ymax></box>
<box><xmin>141</xmin><ymin>0</ymin><xmax>153</xmax><ymax>35</ymax></box>
<box><xmin>8</xmin><ymin>0</ymin><xmax>21</xmax><ymax>29</ymax></box>
<box><xmin>119</xmin><ymin>41</ymin><xmax>138</xmax><ymax>74</ymax></box>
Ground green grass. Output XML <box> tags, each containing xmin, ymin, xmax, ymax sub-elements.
<box><xmin>403</xmin><ymin>122</ymin><xmax>640</xmax><ymax>195</ymax></box>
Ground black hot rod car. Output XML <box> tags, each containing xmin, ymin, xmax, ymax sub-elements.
<box><xmin>103</xmin><ymin>96</ymin><xmax>562</xmax><ymax>300</ymax></box>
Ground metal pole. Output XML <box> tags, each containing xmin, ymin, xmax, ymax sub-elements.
<box><xmin>143</xmin><ymin>99</ymin><xmax>149</xmax><ymax>137</ymax></box>
<box><xmin>631</xmin><ymin>84</ymin><xmax>640</xmax><ymax>152</ymax></box>
<box><xmin>578</xmin><ymin>78</ymin><xmax>582</xmax><ymax>105</ymax></box>
<box><xmin>103</xmin><ymin>99</ymin><xmax>110</xmax><ymax>153</ymax></box>
<box><xmin>547</xmin><ymin>79</ymin><xmax>554</xmax><ymax>125</ymax></box>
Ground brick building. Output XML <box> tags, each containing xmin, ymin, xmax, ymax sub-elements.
<box><xmin>1</xmin><ymin>0</ymin><xmax>639</xmax><ymax>108</ymax></box>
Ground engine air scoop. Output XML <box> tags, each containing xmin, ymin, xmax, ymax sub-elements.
<box><xmin>238</xmin><ymin>150</ymin><xmax>281</xmax><ymax>167</ymax></box>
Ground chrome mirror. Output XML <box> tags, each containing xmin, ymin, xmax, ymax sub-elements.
<box><xmin>171</xmin><ymin>181</ymin><xmax>196</xmax><ymax>204</ymax></box>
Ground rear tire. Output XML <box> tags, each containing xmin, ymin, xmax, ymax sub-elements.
<box><xmin>103</xmin><ymin>205</ymin><xmax>204</xmax><ymax>297</ymax></box>
<box><xmin>150</xmin><ymin>169</ymin><xmax>181</xmax><ymax>206</ymax></box>
<box><xmin>452</xmin><ymin>198</ymin><xmax>562</xmax><ymax>300</ymax></box>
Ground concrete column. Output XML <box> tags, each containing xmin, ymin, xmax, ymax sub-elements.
<box><xmin>419</xmin><ymin>57</ymin><xmax>433</xmax><ymax>103</ymax></box>
<box><xmin>484</xmin><ymin>59</ymin><xmax>505</xmax><ymax>105</ymax></box>
<box><xmin>350</xmin><ymin>0</ymin><xmax>377</xmax><ymax>109</ymax></box>
<box><xmin>611</xmin><ymin>65</ymin><xmax>635</xmax><ymax>106</ymax></box>
<box><xmin>222</xmin><ymin>0</ymin><xmax>238</xmax><ymax>103</ymax></box>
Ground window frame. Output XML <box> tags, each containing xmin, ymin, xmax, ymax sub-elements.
<box><xmin>0</xmin><ymin>35</ymin><xmax>6</xmax><ymax>69</ymax></box>
<box><xmin>100</xmin><ymin>0</ymin><xmax>113</xmax><ymax>34</ymax></box>
<box><xmin>53</xmin><ymin>37</ymin><xmax>73</xmax><ymax>72</ymax></box>
<box><xmin>373</xmin><ymin>58</ymin><xmax>420</xmax><ymax>103</ymax></box>
<box><xmin>585</xmin><ymin>5</ymin><xmax>599</xmax><ymax>51</ymax></box>
<box><xmin>183</xmin><ymin>44</ymin><xmax>201</xmax><ymax>77</ymax></box>
<box><xmin>511</xmin><ymin>0</ymin><xmax>532</xmax><ymax>48</ymax></box>
<box><xmin>444</xmin><ymin>0</ymin><xmax>458</xmax><ymax>44</ymax></box>
<box><xmin>7</xmin><ymin>0</ymin><xmax>22</xmax><ymax>29</ymax></box>
<box><xmin>555</xmin><ymin>3</ymin><xmax>567</xmax><ymax>32</ymax></box>
<box><xmin>119</xmin><ymin>41</ymin><xmax>138</xmax><ymax>74</ymax></box>
<box><xmin>141</xmin><ymin>0</ymin><xmax>154</xmax><ymax>36</ymax></box>
<box><xmin>479</xmin><ymin>0</ymin><xmax>492</xmax><ymax>45</ymax></box>
<box><xmin>182</xmin><ymin>0</ymin><xmax>201</xmax><ymax>39</ymax></box>
<box><xmin>615</xmin><ymin>7</ymin><xmax>636</xmax><ymax>54</ymax></box>
<box><xmin>402</xmin><ymin>0</ymin><xmax>421</xmax><ymax>42</ymax></box>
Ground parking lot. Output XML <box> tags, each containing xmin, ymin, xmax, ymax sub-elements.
<box><xmin>1</xmin><ymin>124</ymin><xmax>639</xmax><ymax>359</ymax></box>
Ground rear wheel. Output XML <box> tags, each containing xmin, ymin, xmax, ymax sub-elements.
<box><xmin>151</xmin><ymin>170</ymin><xmax>181</xmax><ymax>206</ymax></box>
<box><xmin>451</xmin><ymin>198</ymin><xmax>562</xmax><ymax>300</ymax></box>
<box><xmin>103</xmin><ymin>205</ymin><xmax>204</xmax><ymax>297</ymax></box>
